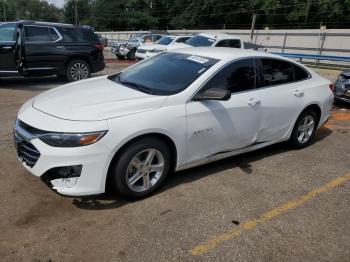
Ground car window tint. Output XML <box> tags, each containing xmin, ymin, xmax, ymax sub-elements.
<box><xmin>216</xmin><ymin>40</ymin><xmax>227</xmax><ymax>47</ymax></box>
<box><xmin>176</xmin><ymin>37</ymin><xmax>189</xmax><ymax>43</ymax></box>
<box><xmin>116</xmin><ymin>52</ymin><xmax>219</xmax><ymax>95</ymax></box>
<box><xmin>152</xmin><ymin>35</ymin><xmax>162</xmax><ymax>42</ymax></box>
<box><xmin>204</xmin><ymin>59</ymin><xmax>256</xmax><ymax>93</ymax></box>
<box><xmin>294</xmin><ymin>65</ymin><xmax>309</xmax><ymax>81</ymax></box>
<box><xmin>157</xmin><ymin>36</ymin><xmax>174</xmax><ymax>45</ymax></box>
<box><xmin>59</xmin><ymin>27</ymin><xmax>98</xmax><ymax>42</ymax></box>
<box><xmin>186</xmin><ymin>35</ymin><xmax>216</xmax><ymax>47</ymax></box>
<box><xmin>259</xmin><ymin>58</ymin><xmax>309</xmax><ymax>87</ymax></box>
<box><xmin>24</xmin><ymin>26</ymin><xmax>51</xmax><ymax>42</ymax></box>
<box><xmin>229</xmin><ymin>40</ymin><xmax>241</xmax><ymax>48</ymax></box>
<box><xmin>49</xmin><ymin>28</ymin><xmax>60</xmax><ymax>41</ymax></box>
<box><xmin>0</xmin><ymin>23</ymin><xmax>16</xmax><ymax>41</ymax></box>
<box><xmin>260</xmin><ymin>58</ymin><xmax>294</xmax><ymax>86</ymax></box>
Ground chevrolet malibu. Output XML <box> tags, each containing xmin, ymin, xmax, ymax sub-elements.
<box><xmin>14</xmin><ymin>48</ymin><xmax>334</xmax><ymax>199</ymax></box>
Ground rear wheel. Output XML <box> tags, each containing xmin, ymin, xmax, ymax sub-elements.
<box><xmin>111</xmin><ymin>138</ymin><xmax>172</xmax><ymax>199</ymax></box>
<box><xmin>289</xmin><ymin>109</ymin><xmax>318</xmax><ymax>148</ymax></box>
<box><xmin>66</xmin><ymin>59</ymin><xmax>91</xmax><ymax>82</ymax></box>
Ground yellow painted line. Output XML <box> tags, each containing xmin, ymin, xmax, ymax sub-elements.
<box><xmin>191</xmin><ymin>172</ymin><xmax>350</xmax><ymax>256</ymax></box>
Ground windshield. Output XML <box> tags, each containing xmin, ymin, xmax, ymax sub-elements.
<box><xmin>109</xmin><ymin>52</ymin><xmax>219</xmax><ymax>95</ymax></box>
<box><xmin>129</xmin><ymin>34</ymin><xmax>143</xmax><ymax>42</ymax></box>
<box><xmin>186</xmin><ymin>35</ymin><xmax>216</xmax><ymax>47</ymax></box>
<box><xmin>156</xmin><ymin>36</ymin><xmax>175</xmax><ymax>45</ymax></box>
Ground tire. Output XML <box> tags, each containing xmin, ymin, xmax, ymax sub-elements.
<box><xmin>110</xmin><ymin>138</ymin><xmax>172</xmax><ymax>199</ymax></box>
<box><xmin>289</xmin><ymin>109</ymin><xmax>318</xmax><ymax>149</ymax></box>
<box><xmin>116</xmin><ymin>54</ymin><xmax>124</xmax><ymax>60</ymax></box>
<box><xmin>127</xmin><ymin>50</ymin><xmax>136</xmax><ymax>60</ymax></box>
<box><xmin>66</xmin><ymin>59</ymin><xmax>91</xmax><ymax>82</ymax></box>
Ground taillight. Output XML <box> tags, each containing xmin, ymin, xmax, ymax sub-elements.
<box><xmin>94</xmin><ymin>44</ymin><xmax>104</xmax><ymax>50</ymax></box>
<box><xmin>329</xmin><ymin>83</ymin><xmax>335</xmax><ymax>92</ymax></box>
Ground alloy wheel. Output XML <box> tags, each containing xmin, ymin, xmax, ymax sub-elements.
<box><xmin>126</xmin><ymin>149</ymin><xmax>165</xmax><ymax>192</ymax></box>
<box><xmin>297</xmin><ymin>115</ymin><xmax>315</xmax><ymax>144</ymax></box>
<box><xmin>70</xmin><ymin>62</ymin><xmax>89</xmax><ymax>80</ymax></box>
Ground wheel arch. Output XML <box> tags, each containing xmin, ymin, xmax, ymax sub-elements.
<box><xmin>301</xmin><ymin>103</ymin><xmax>322</xmax><ymax>125</ymax></box>
<box><xmin>64</xmin><ymin>55</ymin><xmax>92</xmax><ymax>73</ymax></box>
<box><xmin>105</xmin><ymin>132</ymin><xmax>178</xmax><ymax>192</ymax></box>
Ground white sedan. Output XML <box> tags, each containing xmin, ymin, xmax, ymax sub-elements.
<box><xmin>14</xmin><ymin>48</ymin><xmax>334</xmax><ymax>199</ymax></box>
<box><xmin>135</xmin><ymin>35</ymin><xmax>191</xmax><ymax>60</ymax></box>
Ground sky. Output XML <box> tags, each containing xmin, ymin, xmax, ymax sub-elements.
<box><xmin>45</xmin><ymin>0</ymin><xmax>65</xmax><ymax>8</ymax></box>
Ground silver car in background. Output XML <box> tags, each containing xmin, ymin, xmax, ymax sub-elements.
<box><xmin>334</xmin><ymin>70</ymin><xmax>350</xmax><ymax>103</ymax></box>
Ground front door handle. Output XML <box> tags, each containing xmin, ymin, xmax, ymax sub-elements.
<box><xmin>56</xmin><ymin>46</ymin><xmax>65</xmax><ymax>49</ymax></box>
<box><xmin>1</xmin><ymin>46</ymin><xmax>12</xmax><ymax>50</ymax></box>
<box><xmin>248</xmin><ymin>98</ymin><xmax>261</xmax><ymax>106</ymax></box>
<box><xmin>293</xmin><ymin>90</ymin><xmax>304</xmax><ymax>97</ymax></box>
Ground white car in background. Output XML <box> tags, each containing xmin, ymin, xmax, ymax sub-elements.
<box><xmin>177</xmin><ymin>32</ymin><xmax>245</xmax><ymax>49</ymax></box>
<box><xmin>14</xmin><ymin>48</ymin><xmax>333</xmax><ymax>199</ymax></box>
<box><xmin>136</xmin><ymin>35</ymin><xmax>191</xmax><ymax>60</ymax></box>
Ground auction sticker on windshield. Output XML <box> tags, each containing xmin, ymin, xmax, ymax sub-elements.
<box><xmin>187</xmin><ymin>55</ymin><xmax>210</xmax><ymax>64</ymax></box>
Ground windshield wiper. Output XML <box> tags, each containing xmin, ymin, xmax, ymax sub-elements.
<box><xmin>119</xmin><ymin>80</ymin><xmax>152</xmax><ymax>94</ymax></box>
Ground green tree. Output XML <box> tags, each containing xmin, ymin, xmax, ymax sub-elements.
<box><xmin>1</xmin><ymin>0</ymin><xmax>62</xmax><ymax>22</ymax></box>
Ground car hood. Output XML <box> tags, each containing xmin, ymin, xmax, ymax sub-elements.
<box><xmin>32</xmin><ymin>76</ymin><xmax>168</xmax><ymax>121</ymax></box>
<box><xmin>142</xmin><ymin>44</ymin><xmax>166</xmax><ymax>51</ymax></box>
<box><xmin>166</xmin><ymin>42</ymin><xmax>192</xmax><ymax>50</ymax></box>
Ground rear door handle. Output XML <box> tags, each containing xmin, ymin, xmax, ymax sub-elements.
<box><xmin>248</xmin><ymin>98</ymin><xmax>261</xmax><ymax>106</ymax></box>
<box><xmin>56</xmin><ymin>46</ymin><xmax>65</xmax><ymax>49</ymax></box>
<box><xmin>1</xmin><ymin>46</ymin><xmax>12</xmax><ymax>50</ymax></box>
<box><xmin>293</xmin><ymin>90</ymin><xmax>304</xmax><ymax>97</ymax></box>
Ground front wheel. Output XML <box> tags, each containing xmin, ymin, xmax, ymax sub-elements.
<box><xmin>110</xmin><ymin>138</ymin><xmax>172</xmax><ymax>199</ymax></box>
<box><xmin>289</xmin><ymin>109</ymin><xmax>318</xmax><ymax>148</ymax></box>
<box><xmin>66</xmin><ymin>59</ymin><xmax>91</xmax><ymax>82</ymax></box>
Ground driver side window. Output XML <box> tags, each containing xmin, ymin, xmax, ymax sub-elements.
<box><xmin>0</xmin><ymin>23</ymin><xmax>16</xmax><ymax>42</ymax></box>
<box><xmin>203</xmin><ymin>58</ymin><xmax>256</xmax><ymax>93</ymax></box>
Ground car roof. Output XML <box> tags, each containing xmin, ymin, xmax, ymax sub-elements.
<box><xmin>169</xmin><ymin>47</ymin><xmax>287</xmax><ymax>61</ymax></box>
<box><xmin>5</xmin><ymin>20</ymin><xmax>93</xmax><ymax>30</ymax></box>
<box><xmin>198</xmin><ymin>32</ymin><xmax>241</xmax><ymax>40</ymax></box>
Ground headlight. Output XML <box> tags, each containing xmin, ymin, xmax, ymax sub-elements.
<box><xmin>39</xmin><ymin>131</ymin><xmax>107</xmax><ymax>147</ymax></box>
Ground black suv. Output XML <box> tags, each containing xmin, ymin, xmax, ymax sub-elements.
<box><xmin>0</xmin><ymin>21</ymin><xmax>105</xmax><ymax>81</ymax></box>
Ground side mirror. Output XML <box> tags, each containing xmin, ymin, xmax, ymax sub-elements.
<box><xmin>193</xmin><ymin>88</ymin><xmax>231</xmax><ymax>101</ymax></box>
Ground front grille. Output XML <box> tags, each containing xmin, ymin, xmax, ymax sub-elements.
<box><xmin>18</xmin><ymin>120</ymin><xmax>47</xmax><ymax>135</ymax></box>
<box><xmin>14</xmin><ymin>122</ymin><xmax>42</xmax><ymax>168</ymax></box>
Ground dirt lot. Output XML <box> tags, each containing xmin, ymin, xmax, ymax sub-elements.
<box><xmin>0</xmin><ymin>59</ymin><xmax>349</xmax><ymax>262</ymax></box>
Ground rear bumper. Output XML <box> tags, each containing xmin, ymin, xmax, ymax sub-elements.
<box><xmin>334</xmin><ymin>94</ymin><xmax>350</xmax><ymax>103</ymax></box>
<box><xmin>91</xmin><ymin>55</ymin><xmax>105</xmax><ymax>73</ymax></box>
<box><xmin>334</xmin><ymin>81</ymin><xmax>350</xmax><ymax>103</ymax></box>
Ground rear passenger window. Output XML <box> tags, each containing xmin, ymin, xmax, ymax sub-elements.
<box><xmin>229</xmin><ymin>40</ymin><xmax>241</xmax><ymax>48</ymax></box>
<box><xmin>216</xmin><ymin>40</ymin><xmax>227</xmax><ymax>47</ymax></box>
<box><xmin>24</xmin><ymin>26</ymin><xmax>51</xmax><ymax>42</ymax></box>
<box><xmin>294</xmin><ymin>65</ymin><xmax>309</xmax><ymax>81</ymax></box>
<box><xmin>259</xmin><ymin>58</ymin><xmax>309</xmax><ymax>87</ymax></box>
<box><xmin>203</xmin><ymin>59</ymin><xmax>256</xmax><ymax>93</ymax></box>
<box><xmin>216</xmin><ymin>39</ymin><xmax>241</xmax><ymax>48</ymax></box>
<box><xmin>59</xmin><ymin>27</ymin><xmax>99</xmax><ymax>42</ymax></box>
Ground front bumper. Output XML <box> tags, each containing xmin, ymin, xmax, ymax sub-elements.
<box><xmin>15</xmin><ymin>104</ymin><xmax>114</xmax><ymax>196</ymax></box>
<box><xmin>334</xmin><ymin>81</ymin><xmax>350</xmax><ymax>103</ymax></box>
